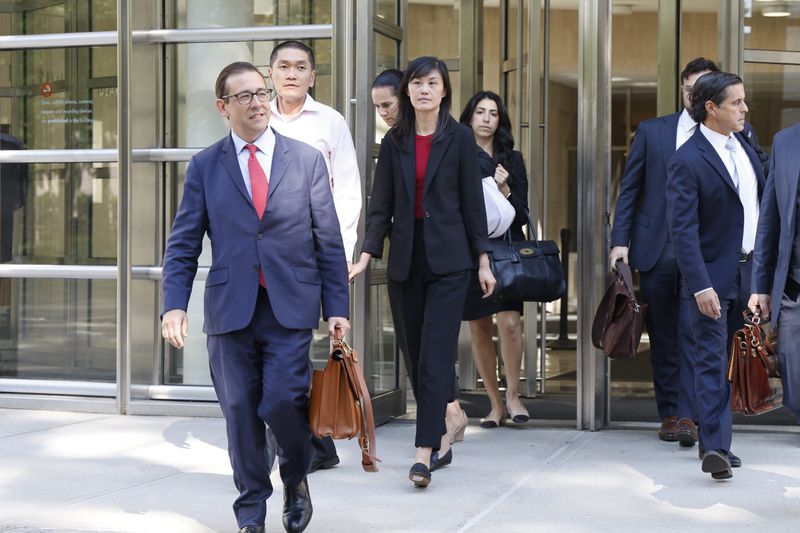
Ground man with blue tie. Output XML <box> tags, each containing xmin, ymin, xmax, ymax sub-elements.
<box><xmin>610</xmin><ymin>58</ymin><xmax>720</xmax><ymax>443</ymax></box>
<box><xmin>161</xmin><ymin>61</ymin><xmax>350</xmax><ymax>532</ymax></box>
<box><xmin>666</xmin><ymin>71</ymin><xmax>765</xmax><ymax>480</ymax></box>
<box><xmin>749</xmin><ymin>123</ymin><xmax>800</xmax><ymax>422</ymax></box>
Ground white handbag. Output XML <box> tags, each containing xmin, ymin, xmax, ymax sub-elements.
<box><xmin>482</xmin><ymin>176</ymin><xmax>516</xmax><ymax>238</ymax></box>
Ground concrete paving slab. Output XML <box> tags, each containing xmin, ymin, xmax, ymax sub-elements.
<box><xmin>0</xmin><ymin>409</ymin><xmax>799</xmax><ymax>533</ymax></box>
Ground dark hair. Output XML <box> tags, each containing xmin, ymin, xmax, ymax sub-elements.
<box><xmin>680</xmin><ymin>57</ymin><xmax>719</xmax><ymax>84</ymax></box>
<box><xmin>269</xmin><ymin>40</ymin><xmax>316</xmax><ymax>70</ymax></box>
<box><xmin>459</xmin><ymin>91</ymin><xmax>515</xmax><ymax>169</ymax></box>
<box><xmin>392</xmin><ymin>57</ymin><xmax>453</xmax><ymax>144</ymax></box>
<box><xmin>215</xmin><ymin>61</ymin><xmax>262</xmax><ymax>99</ymax></box>
<box><xmin>372</xmin><ymin>68</ymin><xmax>404</xmax><ymax>95</ymax></box>
<box><xmin>688</xmin><ymin>71</ymin><xmax>743</xmax><ymax>123</ymax></box>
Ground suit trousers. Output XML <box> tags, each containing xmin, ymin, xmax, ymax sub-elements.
<box><xmin>681</xmin><ymin>259</ymin><xmax>752</xmax><ymax>453</ymax></box>
<box><xmin>778</xmin><ymin>290</ymin><xmax>800</xmax><ymax>421</ymax></box>
<box><xmin>638</xmin><ymin>242</ymin><xmax>681</xmax><ymax>419</ymax></box>
<box><xmin>208</xmin><ymin>287</ymin><xmax>314</xmax><ymax>528</ymax></box>
<box><xmin>388</xmin><ymin>219</ymin><xmax>470</xmax><ymax>449</ymax></box>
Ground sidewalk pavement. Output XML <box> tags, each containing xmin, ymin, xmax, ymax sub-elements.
<box><xmin>0</xmin><ymin>408</ymin><xmax>799</xmax><ymax>533</ymax></box>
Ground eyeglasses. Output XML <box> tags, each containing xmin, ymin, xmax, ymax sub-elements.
<box><xmin>221</xmin><ymin>88</ymin><xmax>272</xmax><ymax>106</ymax></box>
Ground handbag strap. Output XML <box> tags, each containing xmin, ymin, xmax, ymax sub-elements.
<box><xmin>333</xmin><ymin>339</ymin><xmax>380</xmax><ymax>472</ymax></box>
<box><xmin>502</xmin><ymin>208</ymin><xmax>538</xmax><ymax>244</ymax></box>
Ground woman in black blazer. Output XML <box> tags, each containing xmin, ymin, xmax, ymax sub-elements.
<box><xmin>350</xmin><ymin>57</ymin><xmax>495</xmax><ymax>487</ymax></box>
<box><xmin>459</xmin><ymin>91</ymin><xmax>531</xmax><ymax>428</ymax></box>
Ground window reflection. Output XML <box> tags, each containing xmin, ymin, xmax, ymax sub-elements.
<box><xmin>0</xmin><ymin>278</ymin><xmax>116</xmax><ymax>382</ymax></box>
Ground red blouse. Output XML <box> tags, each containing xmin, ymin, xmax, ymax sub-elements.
<box><xmin>415</xmin><ymin>133</ymin><xmax>434</xmax><ymax>218</ymax></box>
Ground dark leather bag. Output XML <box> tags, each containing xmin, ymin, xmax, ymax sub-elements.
<box><xmin>727</xmin><ymin>310</ymin><xmax>782</xmax><ymax>416</ymax></box>
<box><xmin>591</xmin><ymin>259</ymin><xmax>647</xmax><ymax>359</ymax></box>
<box><xmin>488</xmin><ymin>211</ymin><xmax>566</xmax><ymax>303</ymax></box>
<box><xmin>309</xmin><ymin>338</ymin><xmax>380</xmax><ymax>472</ymax></box>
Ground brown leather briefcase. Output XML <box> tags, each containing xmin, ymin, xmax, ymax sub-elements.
<box><xmin>309</xmin><ymin>338</ymin><xmax>379</xmax><ymax>472</ymax></box>
<box><xmin>727</xmin><ymin>310</ymin><xmax>782</xmax><ymax>416</ymax></box>
<box><xmin>591</xmin><ymin>259</ymin><xmax>647</xmax><ymax>359</ymax></box>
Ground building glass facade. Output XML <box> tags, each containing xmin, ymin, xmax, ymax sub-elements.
<box><xmin>1</xmin><ymin>0</ymin><xmax>798</xmax><ymax>429</ymax></box>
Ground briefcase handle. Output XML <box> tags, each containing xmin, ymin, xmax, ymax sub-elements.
<box><xmin>613</xmin><ymin>258</ymin><xmax>637</xmax><ymax>302</ymax></box>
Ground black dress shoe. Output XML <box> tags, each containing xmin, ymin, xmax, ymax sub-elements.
<box><xmin>701</xmin><ymin>450</ymin><xmax>733</xmax><ymax>480</ymax></box>
<box><xmin>239</xmin><ymin>527</ymin><xmax>265</xmax><ymax>533</ymax></box>
<box><xmin>308</xmin><ymin>453</ymin><xmax>340</xmax><ymax>473</ymax></box>
<box><xmin>698</xmin><ymin>446</ymin><xmax>741</xmax><ymax>467</ymax></box>
<box><xmin>429</xmin><ymin>448</ymin><xmax>452</xmax><ymax>472</ymax></box>
<box><xmin>283</xmin><ymin>477</ymin><xmax>312</xmax><ymax>533</ymax></box>
<box><xmin>408</xmin><ymin>462</ymin><xmax>431</xmax><ymax>487</ymax></box>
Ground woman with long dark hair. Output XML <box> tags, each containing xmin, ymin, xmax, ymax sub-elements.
<box><xmin>459</xmin><ymin>90</ymin><xmax>531</xmax><ymax>428</ymax></box>
<box><xmin>351</xmin><ymin>57</ymin><xmax>495</xmax><ymax>487</ymax></box>
<box><xmin>371</xmin><ymin>68</ymin><xmax>403</xmax><ymax>128</ymax></box>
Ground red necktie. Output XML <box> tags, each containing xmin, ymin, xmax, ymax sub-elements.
<box><xmin>245</xmin><ymin>144</ymin><xmax>268</xmax><ymax>287</ymax></box>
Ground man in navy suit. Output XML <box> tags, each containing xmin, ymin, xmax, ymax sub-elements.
<box><xmin>666</xmin><ymin>71</ymin><xmax>765</xmax><ymax>480</ymax></box>
<box><xmin>610</xmin><ymin>58</ymin><xmax>720</xmax><ymax>443</ymax></box>
<box><xmin>749</xmin><ymin>123</ymin><xmax>800</xmax><ymax>422</ymax></box>
<box><xmin>161</xmin><ymin>62</ymin><xmax>349</xmax><ymax>533</ymax></box>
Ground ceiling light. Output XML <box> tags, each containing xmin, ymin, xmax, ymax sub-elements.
<box><xmin>763</xmin><ymin>5</ymin><xmax>791</xmax><ymax>16</ymax></box>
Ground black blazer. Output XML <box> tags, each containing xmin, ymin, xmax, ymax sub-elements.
<box><xmin>362</xmin><ymin>117</ymin><xmax>491</xmax><ymax>282</ymax></box>
<box><xmin>478</xmin><ymin>148</ymin><xmax>529</xmax><ymax>242</ymax></box>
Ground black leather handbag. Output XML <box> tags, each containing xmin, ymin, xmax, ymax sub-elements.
<box><xmin>488</xmin><ymin>211</ymin><xmax>566</xmax><ymax>303</ymax></box>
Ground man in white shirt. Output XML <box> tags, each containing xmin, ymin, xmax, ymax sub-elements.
<box><xmin>268</xmin><ymin>40</ymin><xmax>362</xmax><ymax>265</ymax></box>
<box><xmin>266</xmin><ymin>40</ymin><xmax>362</xmax><ymax>473</ymax></box>
<box><xmin>665</xmin><ymin>71</ymin><xmax>766</xmax><ymax>480</ymax></box>
<box><xmin>609</xmin><ymin>58</ymin><xmax>719</xmax><ymax>444</ymax></box>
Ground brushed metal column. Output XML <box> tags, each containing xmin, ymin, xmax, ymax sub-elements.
<box><xmin>576</xmin><ymin>0</ymin><xmax>611</xmax><ymax>430</ymax></box>
<box><xmin>116</xmin><ymin>0</ymin><xmax>132</xmax><ymax>415</ymax></box>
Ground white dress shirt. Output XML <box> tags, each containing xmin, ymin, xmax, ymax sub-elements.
<box><xmin>676</xmin><ymin>108</ymin><xmax>697</xmax><ymax>150</ymax></box>
<box><xmin>230</xmin><ymin>128</ymin><xmax>275</xmax><ymax>200</ymax></box>
<box><xmin>270</xmin><ymin>94</ymin><xmax>362</xmax><ymax>261</ymax></box>
<box><xmin>694</xmin><ymin>124</ymin><xmax>760</xmax><ymax>297</ymax></box>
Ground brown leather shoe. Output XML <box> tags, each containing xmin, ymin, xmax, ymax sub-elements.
<box><xmin>677</xmin><ymin>418</ymin><xmax>698</xmax><ymax>447</ymax></box>
<box><xmin>658</xmin><ymin>416</ymin><xmax>679</xmax><ymax>441</ymax></box>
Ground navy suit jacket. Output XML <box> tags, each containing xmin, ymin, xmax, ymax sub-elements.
<box><xmin>162</xmin><ymin>129</ymin><xmax>349</xmax><ymax>334</ymax></box>
<box><xmin>752</xmin><ymin>124</ymin><xmax>800</xmax><ymax>326</ymax></box>
<box><xmin>612</xmin><ymin>113</ymin><xmax>766</xmax><ymax>272</ymax></box>
<box><xmin>665</xmin><ymin>127</ymin><xmax>766</xmax><ymax>299</ymax></box>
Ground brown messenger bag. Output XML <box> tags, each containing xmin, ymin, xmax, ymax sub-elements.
<box><xmin>309</xmin><ymin>338</ymin><xmax>380</xmax><ymax>472</ymax></box>
<box><xmin>591</xmin><ymin>259</ymin><xmax>648</xmax><ymax>359</ymax></box>
<box><xmin>727</xmin><ymin>310</ymin><xmax>783</xmax><ymax>416</ymax></box>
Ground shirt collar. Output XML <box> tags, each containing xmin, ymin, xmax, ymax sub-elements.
<box><xmin>230</xmin><ymin>127</ymin><xmax>274</xmax><ymax>156</ymax></box>
<box><xmin>678</xmin><ymin>108</ymin><xmax>696</xmax><ymax>132</ymax></box>
<box><xmin>269</xmin><ymin>93</ymin><xmax>320</xmax><ymax>119</ymax></box>
<box><xmin>699</xmin><ymin>123</ymin><xmax>734</xmax><ymax>153</ymax></box>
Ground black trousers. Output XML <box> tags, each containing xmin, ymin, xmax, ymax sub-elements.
<box><xmin>388</xmin><ymin>220</ymin><xmax>469</xmax><ymax>449</ymax></box>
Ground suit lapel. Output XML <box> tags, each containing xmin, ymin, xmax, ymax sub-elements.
<box><xmin>693</xmin><ymin>129</ymin><xmax>738</xmax><ymax>194</ymax></box>
<box><xmin>422</xmin><ymin>127</ymin><xmax>456</xmax><ymax>198</ymax></box>
<box><xmin>399</xmin><ymin>135</ymin><xmax>417</xmax><ymax>204</ymax></box>
<box><xmin>221</xmin><ymin>134</ymin><xmax>253</xmax><ymax>206</ymax></box>
<box><xmin>268</xmin><ymin>129</ymin><xmax>290</xmax><ymax>202</ymax></box>
<box><xmin>658</xmin><ymin>112</ymin><xmax>681</xmax><ymax>171</ymax></box>
<box><xmin>785</xmin><ymin>128</ymin><xmax>800</xmax><ymax>228</ymax></box>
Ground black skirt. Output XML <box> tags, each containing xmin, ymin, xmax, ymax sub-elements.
<box><xmin>462</xmin><ymin>267</ymin><xmax>524</xmax><ymax>321</ymax></box>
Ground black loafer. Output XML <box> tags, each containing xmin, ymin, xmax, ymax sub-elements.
<box><xmin>283</xmin><ymin>477</ymin><xmax>313</xmax><ymax>533</ymax></box>
<box><xmin>239</xmin><ymin>527</ymin><xmax>265</xmax><ymax>533</ymax></box>
<box><xmin>309</xmin><ymin>453</ymin><xmax>340</xmax><ymax>473</ymax></box>
<box><xmin>408</xmin><ymin>462</ymin><xmax>431</xmax><ymax>487</ymax></box>
<box><xmin>701</xmin><ymin>450</ymin><xmax>733</xmax><ymax>480</ymax></box>
<box><xmin>699</xmin><ymin>446</ymin><xmax>741</xmax><ymax>468</ymax></box>
<box><xmin>429</xmin><ymin>448</ymin><xmax>452</xmax><ymax>472</ymax></box>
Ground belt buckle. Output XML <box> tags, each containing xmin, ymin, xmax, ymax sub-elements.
<box><xmin>739</xmin><ymin>249</ymin><xmax>752</xmax><ymax>263</ymax></box>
